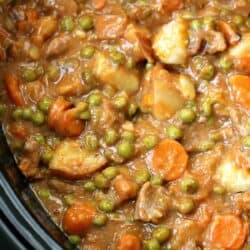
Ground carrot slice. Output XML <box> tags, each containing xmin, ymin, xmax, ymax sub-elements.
<box><xmin>235</xmin><ymin>56</ymin><xmax>250</xmax><ymax>74</ymax></box>
<box><xmin>117</xmin><ymin>234</ymin><xmax>141</xmax><ymax>250</ymax></box>
<box><xmin>209</xmin><ymin>214</ymin><xmax>247</xmax><ymax>249</ymax></box>
<box><xmin>161</xmin><ymin>0</ymin><xmax>183</xmax><ymax>12</ymax></box>
<box><xmin>4</xmin><ymin>72</ymin><xmax>25</xmax><ymax>106</ymax></box>
<box><xmin>218</xmin><ymin>20</ymin><xmax>240</xmax><ymax>46</ymax></box>
<box><xmin>92</xmin><ymin>0</ymin><xmax>106</xmax><ymax>10</ymax></box>
<box><xmin>63</xmin><ymin>202</ymin><xmax>96</xmax><ymax>235</ymax></box>
<box><xmin>228</xmin><ymin>74</ymin><xmax>250</xmax><ymax>109</ymax></box>
<box><xmin>152</xmin><ymin>139</ymin><xmax>188</xmax><ymax>181</ymax></box>
<box><xmin>9</xmin><ymin>123</ymin><xmax>29</xmax><ymax>139</ymax></box>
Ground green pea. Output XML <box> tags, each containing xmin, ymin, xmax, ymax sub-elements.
<box><xmin>22</xmin><ymin>107</ymin><xmax>33</xmax><ymax>120</ymax></box>
<box><xmin>84</xmin><ymin>133</ymin><xmax>99</xmax><ymax>151</ymax></box>
<box><xmin>28</xmin><ymin>46</ymin><xmax>40</xmax><ymax>60</ymax></box>
<box><xmin>152</xmin><ymin>226</ymin><xmax>171</xmax><ymax>243</ymax></box>
<box><xmin>190</xmin><ymin>19</ymin><xmax>203</xmax><ymax>30</ymax></box>
<box><xmin>38</xmin><ymin>98</ymin><xmax>53</xmax><ymax>113</ymax></box>
<box><xmin>246</xmin><ymin>18</ymin><xmax>250</xmax><ymax>28</ymax></box>
<box><xmin>103</xmin><ymin>166</ymin><xmax>119</xmax><ymax>180</ymax></box>
<box><xmin>166</xmin><ymin>125</ymin><xmax>183</xmax><ymax>140</ymax></box>
<box><xmin>32</xmin><ymin>111</ymin><xmax>45</xmax><ymax>126</ymax></box>
<box><xmin>128</xmin><ymin>102</ymin><xmax>138</xmax><ymax>117</ymax></box>
<box><xmin>110</xmin><ymin>51</ymin><xmax>125</xmax><ymax>64</ymax></box>
<box><xmin>219</xmin><ymin>57</ymin><xmax>232</xmax><ymax>71</ymax></box>
<box><xmin>93</xmin><ymin>213</ymin><xmax>108</xmax><ymax>226</ymax></box>
<box><xmin>213</xmin><ymin>184</ymin><xmax>225</xmax><ymax>195</ymax></box>
<box><xmin>23</xmin><ymin>68</ymin><xmax>37</xmax><ymax>82</ymax></box>
<box><xmin>134</xmin><ymin>169</ymin><xmax>150</xmax><ymax>185</ymax></box>
<box><xmin>35</xmin><ymin>134</ymin><xmax>45</xmax><ymax>144</ymax></box>
<box><xmin>38</xmin><ymin>189</ymin><xmax>50</xmax><ymax>199</ymax></box>
<box><xmin>64</xmin><ymin>195</ymin><xmax>75</xmax><ymax>206</ymax></box>
<box><xmin>42</xmin><ymin>147</ymin><xmax>53</xmax><ymax>164</ymax></box>
<box><xmin>61</xmin><ymin>16</ymin><xmax>75</xmax><ymax>32</ymax></box>
<box><xmin>121</xmin><ymin>130</ymin><xmax>135</xmax><ymax>143</ymax></box>
<box><xmin>94</xmin><ymin>174</ymin><xmax>109</xmax><ymax>189</ymax></box>
<box><xmin>80</xmin><ymin>46</ymin><xmax>95</xmax><ymax>59</ymax></box>
<box><xmin>179</xmin><ymin>108</ymin><xmax>196</xmax><ymax>123</ymax></box>
<box><xmin>12</xmin><ymin>108</ymin><xmax>23</xmax><ymax>120</ymax></box>
<box><xmin>0</xmin><ymin>104</ymin><xmax>6</xmax><ymax>116</ymax></box>
<box><xmin>180</xmin><ymin>177</ymin><xmax>199</xmax><ymax>194</ymax></box>
<box><xmin>143</xmin><ymin>135</ymin><xmax>159</xmax><ymax>150</ymax></box>
<box><xmin>243</xmin><ymin>136</ymin><xmax>250</xmax><ymax>147</ymax></box>
<box><xmin>117</xmin><ymin>140</ymin><xmax>134</xmax><ymax>159</ymax></box>
<box><xmin>177</xmin><ymin>197</ymin><xmax>195</xmax><ymax>214</ymax></box>
<box><xmin>198</xmin><ymin>139</ymin><xmax>215</xmax><ymax>152</ymax></box>
<box><xmin>104</xmin><ymin>129</ymin><xmax>118</xmax><ymax>145</ymax></box>
<box><xmin>83</xmin><ymin>181</ymin><xmax>96</xmax><ymax>192</ymax></box>
<box><xmin>79</xmin><ymin>110</ymin><xmax>91</xmax><ymax>120</ymax></box>
<box><xmin>87</xmin><ymin>93</ymin><xmax>102</xmax><ymax>106</ymax></box>
<box><xmin>150</xmin><ymin>175</ymin><xmax>163</xmax><ymax>186</ymax></box>
<box><xmin>68</xmin><ymin>235</ymin><xmax>81</xmax><ymax>245</ymax></box>
<box><xmin>202</xmin><ymin>98</ymin><xmax>213</xmax><ymax>117</ymax></box>
<box><xmin>47</xmin><ymin>65</ymin><xmax>60</xmax><ymax>81</ymax></box>
<box><xmin>145</xmin><ymin>62</ymin><xmax>154</xmax><ymax>71</ymax></box>
<box><xmin>98</xmin><ymin>198</ymin><xmax>114</xmax><ymax>212</ymax></box>
<box><xmin>200</xmin><ymin>64</ymin><xmax>215</xmax><ymax>80</ymax></box>
<box><xmin>113</xmin><ymin>96</ymin><xmax>128</xmax><ymax>109</ymax></box>
<box><xmin>78</xmin><ymin>16</ymin><xmax>94</xmax><ymax>31</ymax></box>
<box><xmin>233</xmin><ymin>15</ymin><xmax>244</xmax><ymax>26</ymax></box>
<box><xmin>145</xmin><ymin>239</ymin><xmax>161</xmax><ymax>250</ymax></box>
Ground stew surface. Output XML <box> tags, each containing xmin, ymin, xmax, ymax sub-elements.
<box><xmin>1</xmin><ymin>0</ymin><xmax>250</xmax><ymax>249</ymax></box>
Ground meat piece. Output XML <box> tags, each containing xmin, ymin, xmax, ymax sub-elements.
<box><xmin>45</xmin><ymin>34</ymin><xmax>71</xmax><ymax>58</ymax></box>
<box><xmin>19</xmin><ymin>137</ymin><xmax>41</xmax><ymax>179</ymax></box>
<box><xmin>94</xmin><ymin>15</ymin><xmax>128</xmax><ymax>40</ymax></box>
<box><xmin>24</xmin><ymin>81</ymin><xmax>45</xmax><ymax>103</ymax></box>
<box><xmin>205</xmin><ymin>30</ymin><xmax>227</xmax><ymax>54</ymax></box>
<box><xmin>49</xmin><ymin>140</ymin><xmax>107</xmax><ymax>179</ymax></box>
<box><xmin>48</xmin><ymin>179</ymin><xmax>76</xmax><ymax>193</ymax></box>
<box><xmin>122</xmin><ymin>24</ymin><xmax>153</xmax><ymax>62</ymax></box>
<box><xmin>32</xmin><ymin>16</ymin><xmax>58</xmax><ymax>46</ymax></box>
<box><xmin>56</xmin><ymin>74</ymin><xmax>85</xmax><ymax>97</ymax></box>
<box><xmin>48</xmin><ymin>97</ymin><xmax>84</xmax><ymax>137</ymax></box>
<box><xmin>188</xmin><ymin>30</ymin><xmax>227</xmax><ymax>56</ymax></box>
<box><xmin>112</xmin><ymin>175</ymin><xmax>138</xmax><ymax>205</ymax></box>
<box><xmin>134</xmin><ymin>182</ymin><xmax>169</xmax><ymax>223</ymax></box>
<box><xmin>42</xmin><ymin>0</ymin><xmax>78</xmax><ymax>16</ymax></box>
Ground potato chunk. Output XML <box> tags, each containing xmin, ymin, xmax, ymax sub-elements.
<box><xmin>229</xmin><ymin>33</ymin><xmax>250</xmax><ymax>58</ymax></box>
<box><xmin>92</xmin><ymin>51</ymin><xmax>139</xmax><ymax>94</ymax></box>
<box><xmin>141</xmin><ymin>64</ymin><xmax>195</xmax><ymax>120</ymax></box>
<box><xmin>49</xmin><ymin>140</ymin><xmax>107</xmax><ymax>179</ymax></box>
<box><xmin>153</xmin><ymin>18</ymin><xmax>188</xmax><ymax>65</ymax></box>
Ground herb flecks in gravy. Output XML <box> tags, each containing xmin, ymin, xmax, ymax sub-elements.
<box><xmin>1</xmin><ymin>0</ymin><xmax>250</xmax><ymax>249</ymax></box>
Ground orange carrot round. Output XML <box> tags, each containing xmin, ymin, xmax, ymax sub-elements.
<box><xmin>117</xmin><ymin>234</ymin><xmax>141</xmax><ymax>250</ymax></box>
<box><xmin>235</xmin><ymin>56</ymin><xmax>250</xmax><ymax>74</ymax></box>
<box><xmin>209</xmin><ymin>214</ymin><xmax>247</xmax><ymax>249</ymax></box>
<box><xmin>63</xmin><ymin>202</ymin><xmax>96</xmax><ymax>235</ymax></box>
<box><xmin>152</xmin><ymin>139</ymin><xmax>188</xmax><ymax>181</ymax></box>
<box><xmin>228</xmin><ymin>74</ymin><xmax>250</xmax><ymax>109</ymax></box>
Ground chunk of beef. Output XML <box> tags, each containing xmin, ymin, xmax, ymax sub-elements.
<box><xmin>134</xmin><ymin>182</ymin><xmax>169</xmax><ymax>223</ymax></box>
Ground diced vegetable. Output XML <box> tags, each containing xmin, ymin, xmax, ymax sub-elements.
<box><xmin>49</xmin><ymin>140</ymin><xmax>107</xmax><ymax>179</ymax></box>
<box><xmin>153</xmin><ymin>18</ymin><xmax>188</xmax><ymax>65</ymax></box>
<box><xmin>228</xmin><ymin>75</ymin><xmax>250</xmax><ymax>109</ymax></box>
<box><xmin>141</xmin><ymin>64</ymin><xmax>195</xmax><ymax>120</ymax></box>
<box><xmin>117</xmin><ymin>234</ymin><xmax>141</xmax><ymax>250</ymax></box>
<box><xmin>92</xmin><ymin>52</ymin><xmax>139</xmax><ymax>94</ymax></box>
<box><xmin>63</xmin><ymin>202</ymin><xmax>96</xmax><ymax>234</ymax></box>
<box><xmin>209</xmin><ymin>214</ymin><xmax>246</xmax><ymax>249</ymax></box>
<box><xmin>152</xmin><ymin>139</ymin><xmax>188</xmax><ymax>181</ymax></box>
